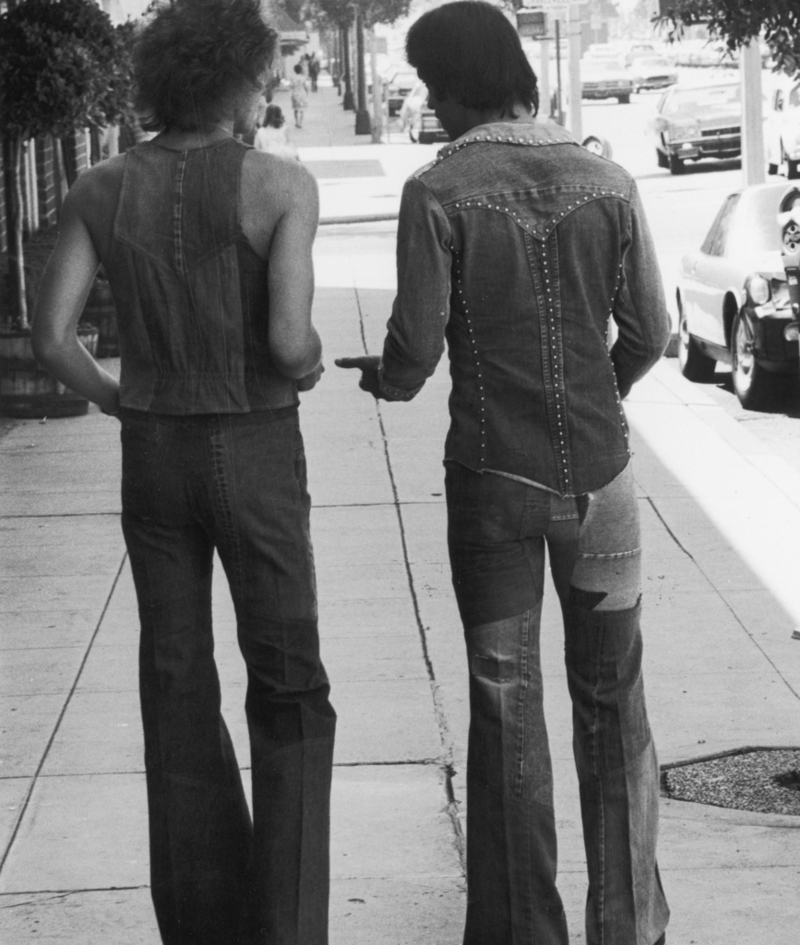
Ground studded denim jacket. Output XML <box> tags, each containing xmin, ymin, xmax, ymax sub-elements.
<box><xmin>377</xmin><ymin>120</ymin><xmax>670</xmax><ymax>498</ymax></box>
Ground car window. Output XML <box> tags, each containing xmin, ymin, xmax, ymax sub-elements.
<box><xmin>790</xmin><ymin>85</ymin><xmax>800</xmax><ymax>109</ymax></box>
<box><xmin>731</xmin><ymin>189</ymin><xmax>786</xmax><ymax>256</ymax></box>
<box><xmin>701</xmin><ymin>194</ymin><xmax>740</xmax><ymax>257</ymax></box>
<box><xmin>662</xmin><ymin>84</ymin><xmax>740</xmax><ymax>115</ymax></box>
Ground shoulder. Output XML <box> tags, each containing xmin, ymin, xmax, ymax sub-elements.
<box><xmin>241</xmin><ymin>149</ymin><xmax>318</xmax><ymax>230</ymax></box>
<box><xmin>65</xmin><ymin>154</ymin><xmax>127</xmax><ymax>221</ymax></box>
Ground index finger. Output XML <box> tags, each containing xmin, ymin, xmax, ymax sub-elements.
<box><xmin>334</xmin><ymin>357</ymin><xmax>366</xmax><ymax>369</ymax></box>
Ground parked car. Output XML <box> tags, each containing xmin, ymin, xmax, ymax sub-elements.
<box><xmin>652</xmin><ymin>82</ymin><xmax>742</xmax><ymax>174</ymax></box>
<box><xmin>765</xmin><ymin>77</ymin><xmax>800</xmax><ymax>179</ymax></box>
<box><xmin>385</xmin><ymin>69</ymin><xmax>417</xmax><ymax>117</ymax></box>
<box><xmin>580</xmin><ymin>57</ymin><xmax>634</xmax><ymax>104</ymax></box>
<box><xmin>399</xmin><ymin>80</ymin><xmax>449</xmax><ymax>144</ymax></box>
<box><xmin>629</xmin><ymin>55</ymin><xmax>677</xmax><ymax>93</ymax></box>
<box><xmin>677</xmin><ymin>181</ymin><xmax>797</xmax><ymax>409</ymax></box>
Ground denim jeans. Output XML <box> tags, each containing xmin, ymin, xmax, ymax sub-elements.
<box><xmin>446</xmin><ymin>462</ymin><xmax>669</xmax><ymax>945</ymax></box>
<box><xmin>120</xmin><ymin>407</ymin><xmax>336</xmax><ymax>945</ymax></box>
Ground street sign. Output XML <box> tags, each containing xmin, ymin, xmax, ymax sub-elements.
<box><xmin>517</xmin><ymin>10</ymin><xmax>547</xmax><ymax>39</ymax></box>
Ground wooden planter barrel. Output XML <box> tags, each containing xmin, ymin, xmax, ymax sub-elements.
<box><xmin>0</xmin><ymin>325</ymin><xmax>98</xmax><ymax>418</ymax></box>
<box><xmin>80</xmin><ymin>278</ymin><xmax>119</xmax><ymax>357</ymax></box>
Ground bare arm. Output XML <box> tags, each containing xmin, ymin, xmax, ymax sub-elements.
<box><xmin>31</xmin><ymin>176</ymin><xmax>120</xmax><ymax>415</ymax></box>
<box><xmin>266</xmin><ymin>164</ymin><xmax>322</xmax><ymax>380</ymax></box>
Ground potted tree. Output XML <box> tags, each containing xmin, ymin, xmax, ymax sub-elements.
<box><xmin>0</xmin><ymin>0</ymin><xmax>133</xmax><ymax>418</ymax></box>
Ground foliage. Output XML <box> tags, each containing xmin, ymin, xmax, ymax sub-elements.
<box><xmin>0</xmin><ymin>0</ymin><xmax>135</xmax><ymax>329</ymax></box>
<box><xmin>657</xmin><ymin>1</ymin><xmax>800</xmax><ymax>75</ymax></box>
<box><xmin>0</xmin><ymin>0</ymin><xmax>135</xmax><ymax>142</ymax></box>
<box><xmin>309</xmin><ymin>0</ymin><xmax>411</xmax><ymax>29</ymax></box>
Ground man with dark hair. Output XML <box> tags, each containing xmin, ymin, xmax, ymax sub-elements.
<box><xmin>338</xmin><ymin>2</ymin><xmax>670</xmax><ymax>944</ymax></box>
<box><xmin>33</xmin><ymin>1</ymin><xmax>334</xmax><ymax>943</ymax></box>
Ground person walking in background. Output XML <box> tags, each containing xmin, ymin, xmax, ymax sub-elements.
<box><xmin>309</xmin><ymin>52</ymin><xmax>321</xmax><ymax>92</ymax></box>
<box><xmin>337</xmin><ymin>3</ymin><xmax>670</xmax><ymax>944</ymax></box>
<box><xmin>31</xmin><ymin>1</ymin><xmax>335</xmax><ymax>943</ymax></box>
<box><xmin>291</xmin><ymin>62</ymin><xmax>310</xmax><ymax>128</ymax></box>
<box><xmin>254</xmin><ymin>104</ymin><xmax>299</xmax><ymax>160</ymax></box>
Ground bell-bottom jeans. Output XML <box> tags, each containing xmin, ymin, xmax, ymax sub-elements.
<box><xmin>446</xmin><ymin>461</ymin><xmax>669</xmax><ymax>945</ymax></box>
<box><xmin>120</xmin><ymin>407</ymin><xmax>336</xmax><ymax>945</ymax></box>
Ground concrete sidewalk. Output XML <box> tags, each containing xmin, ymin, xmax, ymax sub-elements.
<box><xmin>2</xmin><ymin>82</ymin><xmax>800</xmax><ymax>943</ymax></box>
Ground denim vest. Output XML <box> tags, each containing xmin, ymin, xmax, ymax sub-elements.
<box><xmin>107</xmin><ymin>138</ymin><xmax>297</xmax><ymax>415</ymax></box>
<box><xmin>379</xmin><ymin>121</ymin><xmax>670</xmax><ymax>497</ymax></box>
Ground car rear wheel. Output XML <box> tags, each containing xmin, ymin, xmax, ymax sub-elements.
<box><xmin>731</xmin><ymin>310</ymin><xmax>773</xmax><ymax>410</ymax></box>
<box><xmin>678</xmin><ymin>302</ymin><xmax>716</xmax><ymax>382</ymax></box>
<box><xmin>669</xmin><ymin>151</ymin><xmax>685</xmax><ymax>175</ymax></box>
<box><xmin>582</xmin><ymin>135</ymin><xmax>612</xmax><ymax>159</ymax></box>
<box><xmin>617</xmin><ymin>93</ymin><xmax>631</xmax><ymax>104</ymax></box>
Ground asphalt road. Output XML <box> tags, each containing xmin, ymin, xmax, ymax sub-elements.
<box><xmin>580</xmin><ymin>73</ymin><xmax>800</xmax><ymax>484</ymax></box>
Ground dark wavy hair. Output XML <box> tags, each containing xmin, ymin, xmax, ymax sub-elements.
<box><xmin>406</xmin><ymin>1</ymin><xmax>538</xmax><ymax>117</ymax></box>
<box><xmin>133</xmin><ymin>0</ymin><xmax>277</xmax><ymax>132</ymax></box>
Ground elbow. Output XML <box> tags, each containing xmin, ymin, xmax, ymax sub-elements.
<box><xmin>271</xmin><ymin>337</ymin><xmax>322</xmax><ymax>380</ymax></box>
<box><xmin>30</xmin><ymin>324</ymin><xmax>61</xmax><ymax>371</ymax></box>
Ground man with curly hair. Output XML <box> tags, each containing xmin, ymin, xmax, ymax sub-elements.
<box><xmin>338</xmin><ymin>3</ymin><xmax>670</xmax><ymax>944</ymax></box>
<box><xmin>32</xmin><ymin>1</ymin><xmax>335</xmax><ymax>942</ymax></box>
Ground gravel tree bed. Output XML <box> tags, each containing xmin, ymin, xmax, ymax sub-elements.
<box><xmin>661</xmin><ymin>749</ymin><xmax>800</xmax><ymax>816</ymax></box>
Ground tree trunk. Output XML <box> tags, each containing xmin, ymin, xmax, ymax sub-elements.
<box><xmin>342</xmin><ymin>26</ymin><xmax>354</xmax><ymax>111</ymax></box>
<box><xmin>51</xmin><ymin>134</ymin><xmax>69</xmax><ymax>220</ymax></box>
<box><xmin>369</xmin><ymin>27</ymin><xmax>383</xmax><ymax>144</ymax></box>
<box><xmin>7</xmin><ymin>136</ymin><xmax>29</xmax><ymax>330</ymax></box>
<box><xmin>354</xmin><ymin>10</ymin><xmax>371</xmax><ymax>135</ymax></box>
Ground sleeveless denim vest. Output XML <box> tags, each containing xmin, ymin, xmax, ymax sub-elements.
<box><xmin>107</xmin><ymin>138</ymin><xmax>298</xmax><ymax>414</ymax></box>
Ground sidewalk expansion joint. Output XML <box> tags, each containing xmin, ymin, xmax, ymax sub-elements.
<box><xmin>0</xmin><ymin>553</ymin><xmax>130</xmax><ymax>878</ymax></box>
<box><xmin>353</xmin><ymin>287</ymin><xmax>466</xmax><ymax>873</ymax></box>
<box><xmin>0</xmin><ymin>885</ymin><xmax>150</xmax><ymax>906</ymax></box>
<box><xmin>334</xmin><ymin>758</ymin><xmax>443</xmax><ymax>767</ymax></box>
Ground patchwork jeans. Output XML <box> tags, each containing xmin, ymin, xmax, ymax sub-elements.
<box><xmin>120</xmin><ymin>407</ymin><xmax>336</xmax><ymax>945</ymax></box>
<box><xmin>445</xmin><ymin>461</ymin><xmax>669</xmax><ymax>945</ymax></box>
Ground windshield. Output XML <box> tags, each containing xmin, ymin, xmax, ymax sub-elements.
<box><xmin>583</xmin><ymin>59</ymin><xmax>625</xmax><ymax>72</ymax></box>
<box><xmin>740</xmin><ymin>189</ymin><xmax>790</xmax><ymax>255</ymax></box>
<box><xmin>663</xmin><ymin>85</ymin><xmax>740</xmax><ymax>115</ymax></box>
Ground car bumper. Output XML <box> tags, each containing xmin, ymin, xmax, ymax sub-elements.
<box><xmin>667</xmin><ymin>132</ymin><xmax>741</xmax><ymax>160</ymax></box>
<box><xmin>582</xmin><ymin>86</ymin><xmax>633</xmax><ymax>99</ymax></box>
<box><xmin>747</xmin><ymin>308</ymin><xmax>800</xmax><ymax>367</ymax></box>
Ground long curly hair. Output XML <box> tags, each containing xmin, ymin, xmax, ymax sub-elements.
<box><xmin>133</xmin><ymin>0</ymin><xmax>277</xmax><ymax>132</ymax></box>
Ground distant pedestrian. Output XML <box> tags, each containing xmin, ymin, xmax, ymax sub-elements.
<box><xmin>309</xmin><ymin>52</ymin><xmax>321</xmax><ymax>92</ymax></box>
<box><xmin>337</xmin><ymin>3</ymin><xmax>670</xmax><ymax>945</ymax></box>
<box><xmin>32</xmin><ymin>1</ymin><xmax>334</xmax><ymax>943</ymax></box>
<box><xmin>291</xmin><ymin>62</ymin><xmax>310</xmax><ymax>127</ymax></box>
<box><xmin>254</xmin><ymin>104</ymin><xmax>299</xmax><ymax>160</ymax></box>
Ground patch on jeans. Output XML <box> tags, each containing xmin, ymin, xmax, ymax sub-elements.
<box><xmin>472</xmin><ymin>654</ymin><xmax>515</xmax><ymax>682</ymax></box>
<box><xmin>568</xmin><ymin>585</ymin><xmax>608</xmax><ymax>611</ymax></box>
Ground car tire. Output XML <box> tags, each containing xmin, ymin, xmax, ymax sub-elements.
<box><xmin>731</xmin><ymin>310</ymin><xmax>774</xmax><ymax>410</ymax></box>
<box><xmin>617</xmin><ymin>94</ymin><xmax>631</xmax><ymax>104</ymax></box>
<box><xmin>669</xmin><ymin>152</ymin><xmax>685</xmax><ymax>175</ymax></box>
<box><xmin>656</xmin><ymin>148</ymin><xmax>668</xmax><ymax>169</ymax></box>
<box><xmin>582</xmin><ymin>135</ymin><xmax>612</xmax><ymax>159</ymax></box>
<box><xmin>788</xmin><ymin>159</ymin><xmax>800</xmax><ymax>180</ymax></box>
<box><xmin>678</xmin><ymin>302</ymin><xmax>716</xmax><ymax>382</ymax></box>
<box><xmin>768</xmin><ymin>162</ymin><xmax>779</xmax><ymax>176</ymax></box>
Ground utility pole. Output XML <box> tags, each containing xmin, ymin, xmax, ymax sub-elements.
<box><xmin>566</xmin><ymin>3</ymin><xmax>582</xmax><ymax>143</ymax></box>
<box><xmin>741</xmin><ymin>39</ymin><xmax>765</xmax><ymax>186</ymax></box>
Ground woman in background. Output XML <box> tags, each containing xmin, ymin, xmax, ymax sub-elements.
<box><xmin>290</xmin><ymin>62</ymin><xmax>310</xmax><ymax>128</ymax></box>
<box><xmin>254</xmin><ymin>104</ymin><xmax>298</xmax><ymax>160</ymax></box>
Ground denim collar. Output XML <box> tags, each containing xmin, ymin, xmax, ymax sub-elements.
<box><xmin>435</xmin><ymin>120</ymin><xmax>578</xmax><ymax>164</ymax></box>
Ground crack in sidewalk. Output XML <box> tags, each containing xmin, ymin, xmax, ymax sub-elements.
<box><xmin>0</xmin><ymin>554</ymin><xmax>129</xmax><ymax>879</ymax></box>
<box><xmin>353</xmin><ymin>288</ymin><xmax>466</xmax><ymax>874</ymax></box>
